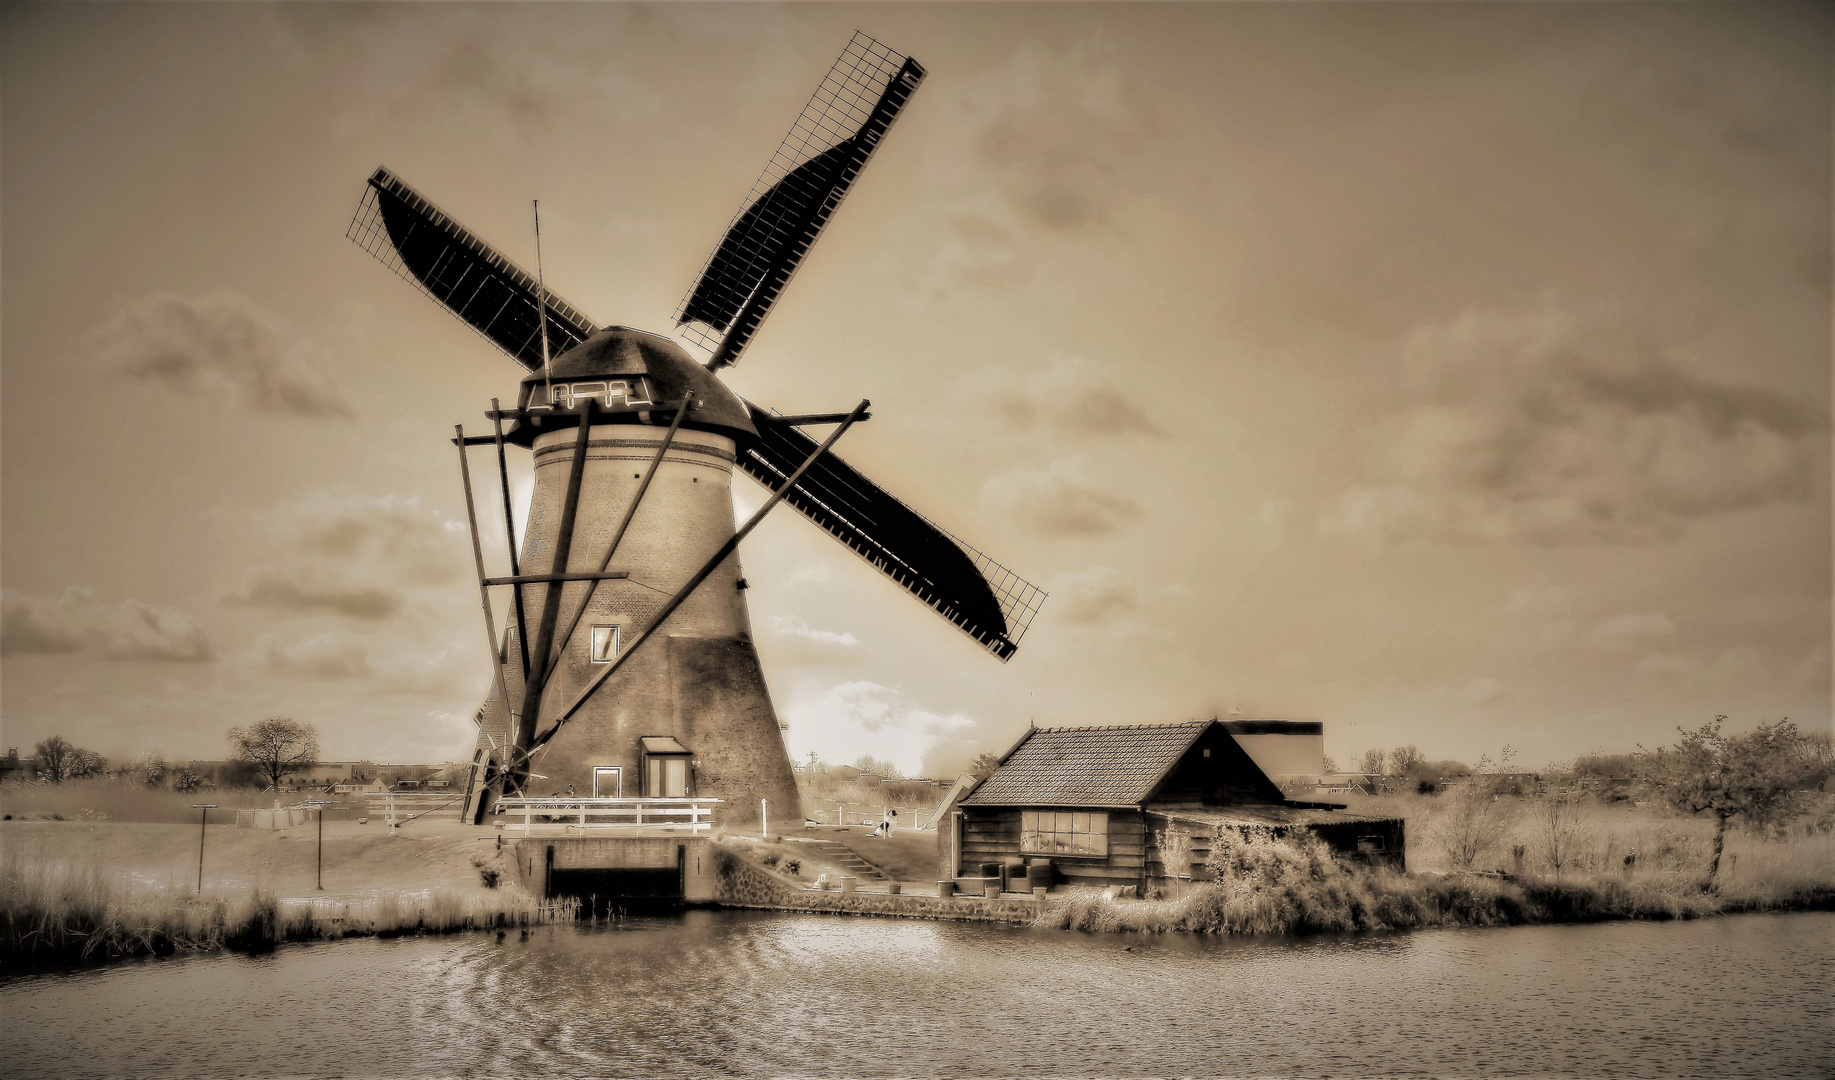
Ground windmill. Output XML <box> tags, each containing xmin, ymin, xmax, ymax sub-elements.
<box><xmin>346</xmin><ymin>32</ymin><xmax>1045</xmax><ymax>826</ymax></box>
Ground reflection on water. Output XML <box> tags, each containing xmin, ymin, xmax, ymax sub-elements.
<box><xmin>3</xmin><ymin>910</ymin><xmax>1830</xmax><ymax>1077</ymax></box>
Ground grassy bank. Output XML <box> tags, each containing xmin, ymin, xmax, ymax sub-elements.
<box><xmin>1036</xmin><ymin>827</ymin><xmax>1835</xmax><ymax>936</ymax></box>
<box><xmin>0</xmin><ymin>779</ymin><xmax>277</xmax><ymax>824</ymax></box>
<box><xmin>0</xmin><ymin>842</ymin><xmax>574</xmax><ymax>965</ymax></box>
<box><xmin>0</xmin><ymin>819</ymin><xmax>575</xmax><ymax>966</ymax></box>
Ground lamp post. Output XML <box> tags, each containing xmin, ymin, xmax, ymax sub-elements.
<box><xmin>191</xmin><ymin>804</ymin><xmax>218</xmax><ymax>894</ymax></box>
<box><xmin>308</xmin><ymin>799</ymin><xmax>334</xmax><ymax>890</ymax></box>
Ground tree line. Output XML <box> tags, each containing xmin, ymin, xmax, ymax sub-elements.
<box><xmin>21</xmin><ymin>717</ymin><xmax>322</xmax><ymax>792</ymax></box>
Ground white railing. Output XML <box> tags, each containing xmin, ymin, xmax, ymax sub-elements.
<box><xmin>492</xmin><ymin>797</ymin><xmax>722</xmax><ymax>836</ymax></box>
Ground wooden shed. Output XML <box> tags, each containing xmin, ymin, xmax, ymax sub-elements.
<box><xmin>944</xmin><ymin>720</ymin><xmax>1405</xmax><ymax>893</ymax></box>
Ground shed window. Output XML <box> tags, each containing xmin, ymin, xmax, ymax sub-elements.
<box><xmin>590</xmin><ymin>625</ymin><xmax>619</xmax><ymax>663</ymax></box>
<box><xmin>1021</xmin><ymin>810</ymin><xmax>1109</xmax><ymax>857</ymax></box>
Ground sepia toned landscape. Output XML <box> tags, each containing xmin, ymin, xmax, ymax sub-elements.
<box><xmin>3</xmin><ymin>3</ymin><xmax>1831</xmax><ymax>1078</ymax></box>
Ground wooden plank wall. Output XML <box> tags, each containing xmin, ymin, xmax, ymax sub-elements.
<box><xmin>958</xmin><ymin>808</ymin><xmax>1148</xmax><ymax>890</ymax></box>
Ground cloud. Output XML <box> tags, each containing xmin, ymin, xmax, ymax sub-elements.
<box><xmin>782</xmin><ymin>681</ymin><xmax>975</xmax><ymax>778</ymax></box>
<box><xmin>290</xmin><ymin>493</ymin><xmax>468</xmax><ymax>586</ymax></box>
<box><xmin>224</xmin><ymin>572</ymin><xmax>403</xmax><ymax>621</ymax></box>
<box><xmin>223</xmin><ymin>493</ymin><xmax>468</xmax><ymax>621</ymax></box>
<box><xmin>763</xmin><ymin>615</ymin><xmax>862</xmax><ymax>665</ymax></box>
<box><xmin>258</xmin><ymin>632</ymin><xmax>373</xmax><ymax>679</ymax></box>
<box><xmin>1050</xmin><ymin>567</ymin><xmax>1140</xmax><ymax>626</ymax></box>
<box><xmin>964</xmin><ymin>354</ymin><xmax>1164</xmax><ymax>437</ymax></box>
<box><xmin>1</xmin><ymin>587</ymin><xmax>212</xmax><ymax>662</ymax></box>
<box><xmin>1248</xmin><ymin>499</ymin><xmax>1293</xmax><ymax>551</ymax></box>
<box><xmin>963</xmin><ymin>38</ymin><xmax>1144</xmax><ymax>235</ymax></box>
<box><xmin>1463</xmin><ymin>677</ymin><xmax>1503</xmax><ymax>704</ymax></box>
<box><xmin>99</xmin><ymin>291</ymin><xmax>352</xmax><ymax>418</ymax></box>
<box><xmin>917</xmin><ymin>37</ymin><xmax>1147</xmax><ymax>289</ymax></box>
<box><xmin>1320</xmin><ymin>303</ymin><xmax>1826</xmax><ymax>546</ymax></box>
<box><xmin>380</xmin><ymin>643</ymin><xmax>488</xmax><ymax>697</ymax></box>
<box><xmin>1587</xmin><ymin>613</ymin><xmax>1678</xmax><ymax>651</ymax></box>
<box><xmin>981</xmin><ymin>458</ymin><xmax>1138</xmax><ymax>538</ymax></box>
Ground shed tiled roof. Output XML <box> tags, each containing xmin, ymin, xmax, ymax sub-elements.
<box><xmin>961</xmin><ymin>722</ymin><xmax>1210</xmax><ymax>807</ymax></box>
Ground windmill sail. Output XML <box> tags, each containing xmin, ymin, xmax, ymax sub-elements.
<box><xmin>348</xmin><ymin>167</ymin><xmax>599</xmax><ymax>371</ymax></box>
<box><xmin>740</xmin><ymin>405</ymin><xmax>1045</xmax><ymax>660</ymax></box>
<box><xmin>677</xmin><ymin>33</ymin><xmax>925</xmax><ymax>369</ymax></box>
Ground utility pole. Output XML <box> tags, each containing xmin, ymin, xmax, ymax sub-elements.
<box><xmin>308</xmin><ymin>800</ymin><xmax>334</xmax><ymax>890</ymax></box>
<box><xmin>191</xmin><ymin>804</ymin><xmax>218</xmax><ymax>894</ymax></box>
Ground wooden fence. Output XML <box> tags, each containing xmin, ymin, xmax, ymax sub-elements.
<box><xmin>492</xmin><ymin>797</ymin><xmax>722</xmax><ymax>836</ymax></box>
<box><xmin>803</xmin><ymin>801</ymin><xmax>937</xmax><ymax>830</ymax></box>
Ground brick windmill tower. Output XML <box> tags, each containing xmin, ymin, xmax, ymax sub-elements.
<box><xmin>347</xmin><ymin>34</ymin><xmax>1045</xmax><ymax>825</ymax></box>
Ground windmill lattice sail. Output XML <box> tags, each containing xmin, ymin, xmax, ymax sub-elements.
<box><xmin>742</xmin><ymin>407</ymin><xmax>1046</xmax><ymax>661</ymax></box>
<box><xmin>675</xmin><ymin>32</ymin><xmax>925</xmax><ymax>369</ymax></box>
<box><xmin>348</xmin><ymin>167</ymin><xmax>599</xmax><ymax>370</ymax></box>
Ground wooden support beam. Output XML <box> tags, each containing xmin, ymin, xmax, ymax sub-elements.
<box><xmin>492</xmin><ymin>397</ymin><xmax>532</xmax><ymax>680</ymax></box>
<box><xmin>758</xmin><ymin>410</ymin><xmax>873</xmax><ymax>427</ymax></box>
<box><xmin>511</xmin><ymin>401</ymin><xmax>595</xmax><ymax>785</ymax></box>
<box><xmin>483</xmin><ymin>571</ymin><xmax>630</xmax><ymax>586</ymax></box>
<box><xmin>538</xmin><ymin>396</ymin><xmax>691</xmax><ymax>686</ymax></box>
<box><xmin>529</xmin><ymin>399</ymin><xmax>870</xmax><ymax>751</ymax></box>
<box><xmin>454</xmin><ymin>424</ymin><xmax>518</xmax><ymax>805</ymax></box>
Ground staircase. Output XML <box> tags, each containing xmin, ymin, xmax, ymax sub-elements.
<box><xmin>799</xmin><ymin>838</ymin><xmax>888</xmax><ymax>882</ymax></box>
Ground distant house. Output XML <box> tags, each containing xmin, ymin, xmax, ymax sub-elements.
<box><xmin>281</xmin><ymin>761</ymin><xmax>376</xmax><ymax>790</ymax></box>
<box><xmin>0</xmin><ymin>748</ymin><xmax>37</xmax><ymax>782</ymax></box>
<box><xmin>944</xmin><ymin>720</ymin><xmax>1405</xmax><ymax>892</ymax></box>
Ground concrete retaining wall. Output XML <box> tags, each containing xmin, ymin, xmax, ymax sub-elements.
<box><xmin>710</xmin><ymin>845</ymin><xmax>1040</xmax><ymax>924</ymax></box>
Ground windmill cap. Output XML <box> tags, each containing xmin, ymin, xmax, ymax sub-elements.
<box><xmin>519</xmin><ymin>325</ymin><xmax>756</xmax><ymax>440</ymax></box>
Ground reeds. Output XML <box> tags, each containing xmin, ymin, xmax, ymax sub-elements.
<box><xmin>0</xmin><ymin>845</ymin><xmax>576</xmax><ymax>965</ymax></box>
<box><xmin>1034</xmin><ymin>828</ymin><xmax>1833</xmax><ymax>936</ymax></box>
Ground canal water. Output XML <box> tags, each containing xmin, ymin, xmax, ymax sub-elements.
<box><xmin>3</xmin><ymin>910</ymin><xmax>1829</xmax><ymax>1077</ymax></box>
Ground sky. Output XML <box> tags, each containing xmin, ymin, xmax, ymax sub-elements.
<box><xmin>2</xmin><ymin>2</ymin><xmax>1829</xmax><ymax>776</ymax></box>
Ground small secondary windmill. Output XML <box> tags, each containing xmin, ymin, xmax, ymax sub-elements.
<box><xmin>347</xmin><ymin>33</ymin><xmax>1045</xmax><ymax>825</ymax></box>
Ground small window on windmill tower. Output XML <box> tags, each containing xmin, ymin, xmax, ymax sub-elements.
<box><xmin>590</xmin><ymin>625</ymin><xmax>620</xmax><ymax>663</ymax></box>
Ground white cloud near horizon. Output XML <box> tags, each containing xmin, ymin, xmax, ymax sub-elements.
<box><xmin>763</xmin><ymin>615</ymin><xmax>862</xmax><ymax>666</ymax></box>
<box><xmin>781</xmin><ymin>681</ymin><xmax>976</xmax><ymax>779</ymax></box>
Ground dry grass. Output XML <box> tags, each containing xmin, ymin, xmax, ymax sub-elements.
<box><xmin>0</xmin><ymin>780</ymin><xmax>275</xmax><ymax>824</ymax></box>
<box><xmin>1333</xmin><ymin>790</ymin><xmax>1835</xmax><ymax>882</ymax></box>
<box><xmin>1034</xmin><ymin>823</ymin><xmax>1834</xmax><ymax>937</ymax></box>
<box><xmin>0</xmin><ymin>842</ymin><xmax>574</xmax><ymax>965</ymax></box>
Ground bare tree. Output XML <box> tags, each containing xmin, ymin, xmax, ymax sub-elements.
<box><xmin>1390</xmin><ymin>745</ymin><xmax>1425</xmax><ymax>775</ymax></box>
<box><xmin>1436</xmin><ymin>784</ymin><xmax>1514</xmax><ymax>871</ymax></box>
<box><xmin>1532</xmin><ymin>789</ymin><xmax>1591</xmax><ymax>881</ymax></box>
<box><xmin>34</xmin><ymin>736</ymin><xmax>76</xmax><ymax>783</ymax></box>
<box><xmin>1635</xmin><ymin>716</ymin><xmax>1819</xmax><ymax>886</ymax></box>
<box><xmin>228</xmin><ymin>717</ymin><xmax>320</xmax><ymax>791</ymax></box>
<box><xmin>1358</xmin><ymin>748</ymin><xmax>1387</xmax><ymax>776</ymax></box>
<box><xmin>850</xmin><ymin>754</ymin><xmax>906</xmax><ymax>780</ymax></box>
